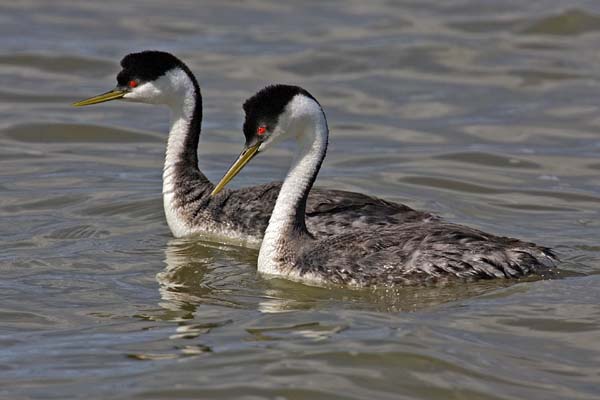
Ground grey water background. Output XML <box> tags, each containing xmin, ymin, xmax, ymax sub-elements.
<box><xmin>1</xmin><ymin>0</ymin><xmax>599</xmax><ymax>398</ymax></box>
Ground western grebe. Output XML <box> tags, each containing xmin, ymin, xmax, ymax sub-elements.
<box><xmin>73</xmin><ymin>51</ymin><xmax>430</xmax><ymax>247</ymax></box>
<box><xmin>211</xmin><ymin>85</ymin><xmax>557</xmax><ymax>287</ymax></box>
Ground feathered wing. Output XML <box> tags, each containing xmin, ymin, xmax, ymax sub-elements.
<box><xmin>295</xmin><ymin>221</ymin><xmax>557</xmax><ymax>287</ymax></box>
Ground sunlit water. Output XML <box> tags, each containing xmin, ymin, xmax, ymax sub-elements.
<box><xmin>1</xmin><ymin>1</ymin><xmax>599</xmax><ymax>399</ymax></box>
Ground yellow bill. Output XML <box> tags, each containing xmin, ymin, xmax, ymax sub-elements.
<box><xmin>211</xmin><ymin>143</ymin><xmax>260</xmax><ymax>196</ymax></box>
<box><xmin>72</xmin><ymin>89</ymin><xmax>127</xmax><ymax>107</ymax></box>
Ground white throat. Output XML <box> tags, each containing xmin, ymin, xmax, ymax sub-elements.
<box><xmin>159</xmin><ymin>69</ymin><xmax>198</xmax><ymax>171</ymax></box>
<box><xmin>258</xmin><ymin>95</ymin><xmax>328</xmax><ymax>274</ymax></box>
<box><xmin>159</xmin><ymin>69</ymin><xmax>200</xmax><ymax>237</ymax></box>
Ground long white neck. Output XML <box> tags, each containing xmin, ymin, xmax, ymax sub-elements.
<box><xmin>158</xmin><ymin>69</ymin><xmax>209</xmax><ymax>237</ymax></box>
<box><xmin>164</xmin><ymin>88</ymin><xmax>196</xmax><ymax>175</ymax></box>
<box><xmin>258</xmin><ymin>98</ymin><xmax>328</xmax><ymax>273</ymax></box>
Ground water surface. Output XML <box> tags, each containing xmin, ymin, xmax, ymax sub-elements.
<box><xmin>1</xmin><ymin>1</ymin><xmax>599</xmax><ymax>399</ymax></box>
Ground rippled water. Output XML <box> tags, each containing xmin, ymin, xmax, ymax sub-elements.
<box><xmin>1</xmin><ymin>1</ymin><xmax>600</xmax><ymax>399</ymax></box>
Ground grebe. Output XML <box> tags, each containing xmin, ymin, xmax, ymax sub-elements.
<box><xmin>73</xmin><ymin>51</ymin><xmax>430</xmax><ymax>247</ymax></box>
<box><xmin>211</xmin><ymin>85</ymin><xmax>557</xmax><ymax>287</ymax></box>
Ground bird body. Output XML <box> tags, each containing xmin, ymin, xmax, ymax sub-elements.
<box><xmin>265</xmin><ymin>222</ymin><xmax>556</xmax><ymax>287</ymax></box>
<box><xmin>211</xmin><ymin>85</ymin><xmax>557</xmax><ymax>287</ymax></box>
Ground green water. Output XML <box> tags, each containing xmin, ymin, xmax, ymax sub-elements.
<box><xmin>1</xmin><ymin>1</ymin><xmax>599</xmax><ymax>399</ymax></box>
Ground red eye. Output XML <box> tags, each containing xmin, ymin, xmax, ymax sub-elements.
<box><xmin>257</xmin><ymin>126</ymin><xmax>267</xmax><ymax>135</ymax></box>
<box><xmin>128</xmin><ymin>80</ymin><xmax>138</xmax><ymax>88</ymax></box>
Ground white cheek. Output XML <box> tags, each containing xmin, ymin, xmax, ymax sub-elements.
<box><xmin>259</xmin><ymin>127</ymin><xmax>287</xmax><ymax>151</ymax></box>
<box><xmin>122</xmin><ymin>83</ymin><xmax>163</xmax><ymax>103</ymax></box>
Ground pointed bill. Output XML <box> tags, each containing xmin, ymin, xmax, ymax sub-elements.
<box><xmin>211</xmin><ymin>144</ymin><xmax>260</xmax><ymax>196</ymax></box>
<box><xmin>72</xmin><ymin>89</ymin><xmax>127</xmax><ymax>107</ymax></box>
